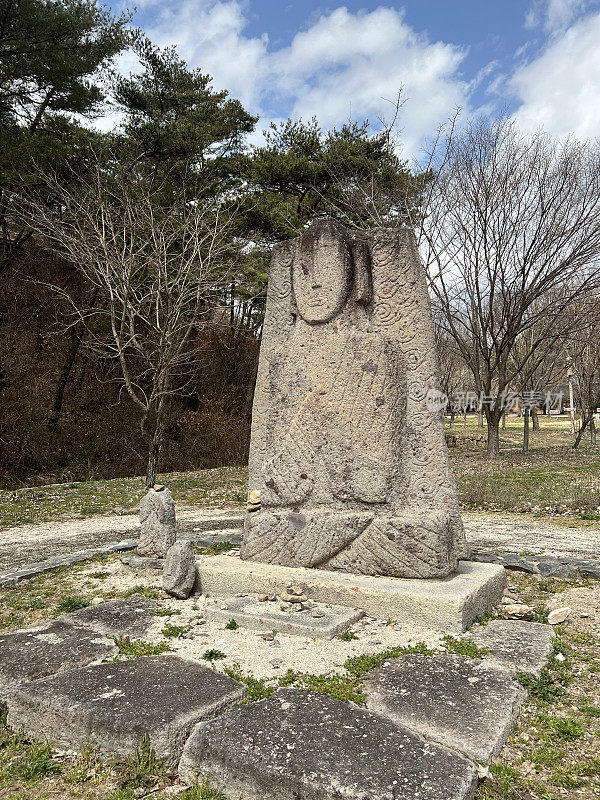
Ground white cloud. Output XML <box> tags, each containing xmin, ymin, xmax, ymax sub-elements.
<box><xmin>135</xmin><ymin>1</ymin><xmax>469</xmax><ymax>158</ymax></box>
<box><xmin>146</xmin><ymin>0</ymin><xmax>269</xmax><ymax>109</ymax></box>
<box><xmin>511</xmin><ymin>11</ymin><xmax>600</xmax><ymax>139</ymax></box>
<box><xmin>525</xmin><ymin>0</ymin><xmax>599</xmax><ymax>33</ymax></box>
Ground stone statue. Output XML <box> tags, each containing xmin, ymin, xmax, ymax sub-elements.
<box><xmin>241</xmin><ymin>219</ymin><xmax>466</xmax><ymax>578</ymax></box>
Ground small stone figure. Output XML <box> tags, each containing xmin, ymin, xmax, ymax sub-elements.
<box><xmin>163</xmin><ymin>541</ymin><xmax>196</xmax><ymax>599</ymax></box>
<box><xmin>138</xmin><ymin>485</ymin><xmax>176</xmax><ymax>558</ymax></box>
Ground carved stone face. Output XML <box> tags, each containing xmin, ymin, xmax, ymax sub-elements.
<box><xmin>292</xmin><ymin>225</ymin><xmax>350</xmax><ymax>323</ymax></box>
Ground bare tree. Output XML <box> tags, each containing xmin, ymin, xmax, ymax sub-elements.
<box><xmin>419</xmin><ymin>118</ymin><xmax>600</xmax><ymax>457</ymax></box>
<box><xmin>565</xmin><ymin>297</ymin><xmax>600</xmax><ymax>448</ymax></box>
<box><xmin>23</xmin><ymin>169</ymin><xmax>238</xmax><ymax>485</ymax></box>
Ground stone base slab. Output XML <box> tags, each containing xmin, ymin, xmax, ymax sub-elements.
<box><xmin>196</xmin><ymin>557</ymin><xmax>506</xmax><ymax>633</ymax></box>
<box><xmin>204</xmin><ymin>596</ymin><xmax>364</xmax><ymax>638</ymax></box>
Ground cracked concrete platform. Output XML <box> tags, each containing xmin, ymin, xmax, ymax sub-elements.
<box><xmin>0</xmin><ymin>620</ymin><xmax>118</xmax><ymax>698</ymax></box>
<box><xmin>365</xmin><ymin>654</ymin><xmax>527</xmax><ymax>763</ymax></box>
<box><xmin>179</xmin><ymin>688</ymin><xmax>479</xmax><ymax>800</ymax></box>
<box><xmin>5</xmin><ymin>655</ymin><xmax>246</xmax><ymax>766</ymax></box>
<box><xmin>464</xmin><ymin>620</ymin><xmax>555</xmax><ymax>678</ymax></box>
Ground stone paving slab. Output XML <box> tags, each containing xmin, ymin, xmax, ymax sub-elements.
<box><xmin>0</xmin><ymin>620</ymin><xmax>118</xmax><ymax>698</ymax></box>
<box><xmin>364</xmin><ymin>654</ymin><xmax>527</xmax><ymax>763</ymax></box>
<box><xmin>64</xmin><ymin>598</ymin><xmax>160</xmax><ymax>639</ymax></box>
<box><xmin>198</xmin><ymin>556</ymin><xmax>505</xmax><ymax>633</ymax></box>
<box><xmin>204</xmin><ymin>596</ymin><xmax>364</xmax><ymax>638</ymax></box>
<box><xmin>5</xmin><ymin>655</ymin><xmax>246</xmax><ymax>766</ymax></box>
<box><xmin>464</xmin><ymin>620</ymin><xmax>555</xmax><ymax>678</ymax></box>
<box><xmin>179</xmin><ymin>688</ymin><xmax>478</xmax><ymax>800</ymax></box>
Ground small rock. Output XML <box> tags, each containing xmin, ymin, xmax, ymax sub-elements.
<box><xmin>555</xmin><ymin>653</ymin><xmax>566</xmax><ymax>662</ymax></box>
<box><xmin>261</xmin><ymin>633</ymin><xmax>275</xmax><ymax>641</ymax></box>
<box><xmin>501</xmin><ymin>603</ymin><xmax>534</xmax><ymax>621</ymax></box>
<box><xmin>267</xmin><ymin>594</ymin><xmax>277</xmax><ymax>602</ymax></box>
<box><xmin>280</xmin><ymin>592</ymin><xmax>308</xmax><ymax>604</ymax></box>
<box><xmin>90</xmin><ymin>597</ymin><xmax>104</xmax><ymax>606</ymax></box>
<box><xmin>280</xmin><ymin>603</ymin><xmax>292</xmax><ymax>612</ymax></box>
<box><xmin>269</xmin><ymin>658</ymin><xmax>283</xmax><ymax>668</ymax></box>
<box><xmin>249</xmin><ymin>490</ymin><xmax>261</xmax><ymax>503</ymax></box>
<box><xmin>548</xmin><ymin>607</ymin><xmax>572</xmax><ymax>625</ymax></box>
<box><xmin>258</xmin><ymin>594</ymin><xmax>268</xmax><ymax>602</ymax></box>
<box><xmin>312</xmin><ymin>609</ymin><xmax>325</xmax><ymax>618</ymax></box>
<box><xmin>153</xmin><ymin>484</ymin><xmax>166</xmax><ymax>491</ymax></box>
<box><xmin>220</xmin><ymin>603</ymin><xmax>229</xmax><ymax>611</ymax></box>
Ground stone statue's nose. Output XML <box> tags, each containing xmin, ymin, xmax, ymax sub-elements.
<box><xmin>311</xmin><ymin>279</ymin><xmax>322</xmax><ymax>289</ymax></box>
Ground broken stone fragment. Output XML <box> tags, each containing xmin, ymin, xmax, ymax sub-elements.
<box><xmin>246</xmin><ymin>489</ymin><xmax>261</xmax><ymax>513</ymax></box>
<box><xmin>548</xmin><ymin>607</ymin><xmax>572</xmax><ymax>625</ymax></box>
<box><xmin>500</xmin><ymin>603</ymin><xmax>534</xmax><ymax>621</ymax></box>
<box><xmin>139</xmin><ymin>487</ymin><xmax>176</xmax><ymax>558</ymax></box>
<box><xmin>163</xmin><ymin>541</ymin><xmax>196</xmax><ymax>600</ymax></box>
<box><xmin>280</xmin><ymin>591</ymin><xmax>308</xmax><ymax>604</ymax></box>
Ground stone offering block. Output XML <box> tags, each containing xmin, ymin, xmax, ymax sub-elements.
<box><xmin>198</xmin><ymin>555</ymin><xmax>505</xmax><ymax>633</ymax></box>
<box><xmin>365</xmin><ymin>654</ymin><xmax>527</xmax><ymax>762</ymax></box>
<box><xmin>179</xmin><ymin>688</ymin><xmax>478</xmax><ymax>800</ymax></box>
<box><xmin>464</xmin><ymin>620</ymin><xmax>555</xmax><ymax>678</ymax></box>
<box><xmin>5</xmin><ymin>655</ymin><xmax>246</xmax><ymax>766</ymax></box>
<box><xmin>0</xmin><ymin>620</ymin><xmax>117</xmax><ymax>697</ymax></box>
<box><xmin>64</xmin><ymin>598</ymin><xmax>159</xmax><ymax>639</ymax></box>
<box><xmin>204</xmin><ymin>596</ymin><xmax>364</xmax><ymax>638</ymax></box>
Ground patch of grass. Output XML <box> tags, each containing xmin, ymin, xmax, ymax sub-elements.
<box><xmin>516</xmin><ymin>668</ymin><xmax>567</xmax><ymax>705</ymax></box>
<box><xmin>114</xmin><ymin>637</ymin><xmax>171</xmax><ymax>657</ymax></box>
<box><xmin>532</xmin><ymin>605</ymin><xmax>550</xmax><ymax>623</ymax></box>
<box><xmin>580</xmin><ymin>704</ymin><xmax>600</xmax><ymax>718</ymax></box>
<box><xmin>153</xmin><ymin>606</ymin><xmax>181</xmax><ymax>617</ymax></box>
<box><xmin>117</xmin><ymin>734</ymin><xmax>165</xmax><ymax>789</ymax></box>
<box><xmin>202</xmin><ymin>649</ymin><xmax>226</xmax><ymax>662</ymax></box>
<box><xmin>56</xmin><ymin>594</ymin><xmax>91</xmax><ymax>613</ymax></box>
<box><xmin>6</xmin><ymin>740</ymin><xmax>61</xmax><ymax>782</ymax></box>
<box><xmin>344</xmin><ymin>642</ymin><xmax>434</xmax><ymax>679</ymax></box>
<box><xmin>543</xmin><ymin>717</ymin><xmax>585</xmax><ymax>742</ymax></box>
<box><xmin>119</xmin><ymin>586</ymin><xmax>160</xmax><ymax>600</ymax></box>
<box><xmin>293</xmin><ymin>672</ymin><xmax>365</xmax><ymax>704</ymax></box>
<box><xmin>179</xmin><ymin>781</ymin><xmax>232</xmax><ymax>800</ymax></box>
<box><xmin>443</xmin><ymin>635</ymin><xmax>490</xmax><ymax>658</ymax></box>
<box><xmin>0</xmin><ymin>466</ymin><xmax>247</xmax><ymax>528</ymax></box>
<box><xmin>162</xmin><ymin>623</ymin><xmax>187</xmax><ymax>639</ymax></box>
<box><xmin>225</xmin><ymin>618</ymin><xmax>239</xmax><ymax>630</ymax></box>
<box><xmin>224</xmin><ymin>665</ymin><xmax>276</xmax><ymax>702</ymax></box>
<box><xmin>337</xmin><ymin>630</ymin><xmax>358</xmax><ymax>641</ymax></box>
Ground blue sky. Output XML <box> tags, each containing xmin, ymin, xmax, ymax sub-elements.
<box><xmin>118</xmin><ymin>0</ymin><xmax>600</xmax><ymax>159</ymax></box>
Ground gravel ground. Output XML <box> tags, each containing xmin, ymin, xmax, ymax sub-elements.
<box><xmin>74</xmin><ymin>558</ymin><xmax>444</xmax><ymax>681</ymax></box>
<box><xmin>0</xmin><ymin>509</ymin><xmax>598</xmax><ymax>571</ymax></box>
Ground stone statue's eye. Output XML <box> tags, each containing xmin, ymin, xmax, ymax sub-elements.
<box><xmin>302</xmin><ymin>264</ymin><xmax>310</xmax><ymax>276</ymax></box>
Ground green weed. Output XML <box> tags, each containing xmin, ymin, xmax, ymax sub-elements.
<box><xmin>202</xmin><ymin>649</ymin><xmax>226</xmax><ymax>662</ymax></box>
<box><xmin>114</xmin><ymin>637</ymin><xmax>171</xmax><ymax>657</ymax></box>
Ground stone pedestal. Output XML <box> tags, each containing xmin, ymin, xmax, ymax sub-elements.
<box><xmin>196</xmin><ymin>555</ymin><xmax>505</xmax><ymax>634</ymax></box>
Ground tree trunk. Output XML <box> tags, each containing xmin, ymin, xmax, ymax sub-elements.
<box><xmin>449</xmin><ymin>410</ymin><xmax>455</xmax><ymax>428</ymax></box>
<box><xmin>523</xmin><ymin>407</ymin><xmax>530</xmax><ymax>453</ymax></box>
<box><xmin>146</xmin><ymin>383</ymin><xmax>169</xmax><ymax>487</ymax></box>
<box><xmin>590</xmin><ymin>416</ymin><xmax>597</xmax><ymax>445</ymax></box>
<box><xmin>573</xmin><ymin>409</ymin><xmax>594</xmax><ymax>449</ymax></box>
<box><xmin>485</xmin><ymin>408</ymin><xmax>501</xmax><ymax>457</ymax></box>
<box><xmin>532</xmin><ymin>408</ymin><xmax>539</xmax><ymax>431</ymax></box>
<box><xmin>501</xmin><ymin>412</ymin><xmax>506</xmax><ymax>429</ymax></box>
<box><xmin>478</xmin><ymin>409</ymin><xmax>484</xmax><ymax>428</ymax></box>
<box><xmin>47</xmin><ymin>327</ymin><xmax>84</xmax><ymax>427</ymax></box>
